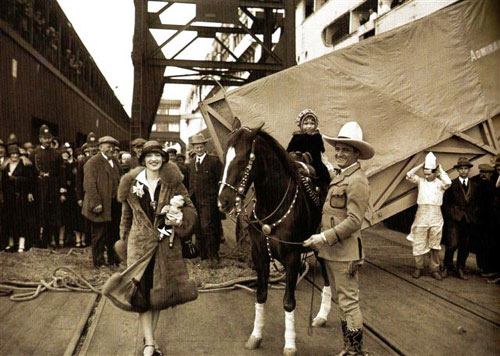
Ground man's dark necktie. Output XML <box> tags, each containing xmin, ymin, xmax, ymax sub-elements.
<box><xmin>462</xmin><ymin>180</ymin><xmax>467</xmax><ymax>191</ymax></box>
<box><xmin>196</xmin><ymin>159</ymin><xmax>200</xmax><ymax>172</ymax></box>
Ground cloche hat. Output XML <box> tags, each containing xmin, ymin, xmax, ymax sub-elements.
<box><xmin>139</xmin><ymin>140</ymin><xmax>166</xmax><ymax>163</ymax></box>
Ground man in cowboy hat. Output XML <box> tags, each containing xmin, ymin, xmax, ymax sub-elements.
<box><xmin>304</xmin><ymin>121</ymin><xmax>374</xmax><ymax>356</ymax></box>
<box><xmin>128</xmin><ymin>137</ymin><xmax>146</xmax><ymax>169</ymax></box>
<box><xmin>33</xmin><ymin>124</ymin><xmax>61</xmax><ymax>248</ymax></box>
<box><xmin>82</xmin><ymin>135</ymin><xmax>123</xmax><ymax>267</ymax></box>
<box><xmin>187</xmin><ymin>132</ymin><xmax>223</xmax><ymax>263</ymax></box>
<box><xmin>442</xmin><ymin>157</ymin><xmax>481</xmax><ymax>279</ymax></box>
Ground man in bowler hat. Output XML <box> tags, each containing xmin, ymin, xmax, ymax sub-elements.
<box><xmin>442</xmin><ymin>157</ymin><xmax>480</xmax><ymax>279</ymax></box>
<box><xmin>187</xmin><ymin>133</ymin><xmax>223</xmax><ymax>262</ymax></box>
<box><xmin>82</xmin><ymin>135</ymin><xmax>123</xmax><ymax>267</ymax></box>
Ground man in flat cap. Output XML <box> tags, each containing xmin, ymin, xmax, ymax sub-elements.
<box><xmin>82</xmin><ymin>135</ymin><xmax>122</xmax><ymax>267</ymax></box>
<box><xmin>33</xmin><ymin>124</ymin><xmax>61</xmax><ymax>248</ymax></box>
<box><xmin>304</xmin><ymin>121</ymin><xmax>374</xmax><ymax>356</ymax></box>
<box><xmin>442</xmin><ymin>157</ymin><xmax>481</xmax><ymax>279</ymax></box>
<box><xmin>187</xmin><ymin>133</ymin><xmax>223</xmax><ymax>263</ymax></box>
<box><xmin>128</xmin><ymin>137</ymin><xmax>146</xmax><ymax>169</ymax></box>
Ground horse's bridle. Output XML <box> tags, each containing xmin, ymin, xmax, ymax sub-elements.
<box><xmin>219</xmin><ymin>138</ymin><xmax>303</xmax><ymax>251</ymax></box>
<box><xmin>218</xmin><ymin>139</ymin><xmax>256</xmax><ymax>217</ymax></box>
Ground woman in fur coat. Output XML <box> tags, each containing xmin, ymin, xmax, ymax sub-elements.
<box><xmin>116</xmin><ymin>140</ymin><xmax>197</xmax><ymax>356</ymax></box>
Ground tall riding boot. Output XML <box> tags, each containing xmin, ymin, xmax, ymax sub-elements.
<box><xmin>329</xmin><ymin>320</ymin><xmax>348</xmax><ymax>356</ymax></box>
<box><xmin>346</xmin><ymin>328</ymin><xmax>373</xmax><ymax>356</ymax></box>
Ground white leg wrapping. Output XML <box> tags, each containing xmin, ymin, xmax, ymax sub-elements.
<box><xmin>18</xmin><ymin>237</ymin><xmax>25</xmax><ymax>250</ymax></box>
<box><xmin>315</xmin><ymin>286</ymin><xmax>332</xmax><ymax>320</ymax></box>
<box><xmin>284</xmin><ymin>310</ymin><xmax>296</xmax><ymax>350</ymax></box>
<box><xmin>251</xmin><ymin>303</ymin><xmax>265</xmax><ymax>338</ymax></box>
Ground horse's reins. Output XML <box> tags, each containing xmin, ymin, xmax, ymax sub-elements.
<box><xmin>219</xmin><ymin>132</ymin><xmax>318</xmax><ymax>331</ymax></box>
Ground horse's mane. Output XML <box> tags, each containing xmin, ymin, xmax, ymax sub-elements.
<box><xmin>228</xmin><ymin>128</ymin><xmax>299</xmax><ymax>181</ymax></box>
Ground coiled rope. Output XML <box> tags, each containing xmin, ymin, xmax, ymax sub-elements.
<box><xmin>0</xmin><ymin>266</ymin><xmax>102</xmax><ymax>302</ymax></box>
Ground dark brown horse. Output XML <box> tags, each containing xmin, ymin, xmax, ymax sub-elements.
<box><xmin>218</xmin><ymin>122</ymin><xmax>323</xmax><ymax>356</ymax></box>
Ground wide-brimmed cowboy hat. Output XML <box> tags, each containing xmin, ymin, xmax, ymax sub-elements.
<box><xmin>323</xmin><ymin>121</ymin><xmax>375</xmax><ymax>160</ymax></box>
<box><xmin>190</xmin><ymin>133</ymin><xmax>209</xmax><ymax>145</ymax></box>
<box><xmin>453</xmin><ymin>157</ymin><xmax>473</xmax><ymax>168</ymax></box>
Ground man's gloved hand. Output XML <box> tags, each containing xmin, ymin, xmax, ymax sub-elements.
<box><xmin>303</xmin><ymin>233</ymin><xmax>327</xmax><ymax>250</ymax></box>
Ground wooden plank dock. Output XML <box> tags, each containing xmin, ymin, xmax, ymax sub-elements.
<box><xmin>0</xmin><ymin>292</ymin><xmax>97</xmax><ymax>356</ymax></box>
<box><xmin>0</xmin><ymin>224</ymin><xmax>498</xmax><ymax>356</ymax></box>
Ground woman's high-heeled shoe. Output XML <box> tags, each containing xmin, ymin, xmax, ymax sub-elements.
<box><xmin>143</xmin><ymin>345</ymin><xmax>155</xmax><ymax>356</ymax></box>
<box><xmin>143</xmin><ymin>338</ymin><xmax>163</xmax><ymax>356</ymax></box>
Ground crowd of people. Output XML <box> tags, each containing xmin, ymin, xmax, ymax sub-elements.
<box><xmin>405</xmin><ymin>153</ymin><xmax>500</xmax><ymax>283</ymax></box>
<box><xmin>0</xmin><ymin>126</ymin><xmax>224</xmax><ymax>271</ymax></box>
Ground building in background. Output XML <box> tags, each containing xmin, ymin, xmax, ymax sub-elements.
<box><xmin>183</xmin><ymin>9</ymin><xmax>260</xmax><ymax>118</ymax></box>
<box><xmin>296</xmin><ymin>0</ymin><xmax>458</xmax><ymax>63</ymax></box>
<box><xmin>0</xmin><ymin>0</ymin><xmax>129</xmax><ymax>146</ymax></box>
<box><xmin>150</xmin><ymin>99</ymin><xmax>186</xmax><ymax>153</ymax></box>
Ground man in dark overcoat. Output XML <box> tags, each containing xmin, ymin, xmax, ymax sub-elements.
<box><xmin>128</xmin><ymin>138</ymin><xmax>146</xmax><ymax>169</ymax></box>
<box><xmin>82</xmin><ymin>136</ymin><xmax>123</xmax><ymax>267</ymax></box>
<box><xmin>471</xmin><ymin>164</ymin><xmax>496</xmax><ymax>276</ymax></box>
<box><xmin>76</xmin><ymin>132</ymin><xmax>99</xmax><ymax>247</ymax></box>
<box><xmin>187</xmin><ymin>133</ymin><xmax>223</xmax><ymax>262</ymax></box>
<box><xmin>442</xmin><ymin>157</ymin><xmax>481</xmax><ymax>279</ymax></box>
<box><xmin>33</xmin><ymin>125</ymin><xmax>60</xmax><ymax>248</ymax></box>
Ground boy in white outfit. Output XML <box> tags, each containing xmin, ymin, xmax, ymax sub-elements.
<box><xmin>406</xmin><ymin>152</ymin><xmax>451</xmax><ymax>280</ymax></box>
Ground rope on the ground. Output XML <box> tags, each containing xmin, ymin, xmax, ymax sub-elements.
<box><xmin>198</xmin><ymin>261</ymin><xmax>310</xmax><ymax>293</ymax></box>
<box><xmin>1</xmin><ymin>251</ymin><xmax>314</xmax><ymax>301</ymax></box>
<box><xmin>0</xmin><ymin>266</ymin><xmax>102</xmax><ymax>302</ymax></box>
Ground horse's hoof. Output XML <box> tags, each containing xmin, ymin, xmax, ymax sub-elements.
<box><xmin>311</xmin><ymin>317</ymin><xmax>327</xmax><ymax>328</ymax></box>
<box><xmin>245</xmin><ymin>336</ymin><xmax>262</xmax><ymax>350</ymax></box>
<box><xmin>283</xmin><ymin>347</ymin><xmax>297</xmax><ymax>356</ymax></box>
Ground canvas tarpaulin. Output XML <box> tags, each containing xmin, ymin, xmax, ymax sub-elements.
<box><xmin>214</xmin><ymin>0</ymin><xmax>499</xmax><ymax>177</ymax></box>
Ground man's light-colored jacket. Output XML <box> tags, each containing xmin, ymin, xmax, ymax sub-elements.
<box><xmin>318</xmin><ymin>162</ymin><xmax>370</xmax><ymax>262</ymax></box>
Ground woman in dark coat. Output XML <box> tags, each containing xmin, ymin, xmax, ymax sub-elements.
<box><xmin>58</xmin><ymin>144</ymin><xmax>79</xmax><ymax>247</ymax></box>
<box><xmin>1</xmin><ymin>145</ymin><xmax>35</xmax><ymax>252</ymax></box>
<box><xmin>110</xmin><ymin>141</ymin><xmax>197</xmax><ymax>356</ymax></box>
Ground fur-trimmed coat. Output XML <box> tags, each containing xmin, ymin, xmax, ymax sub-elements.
<box><xmin>117</xmin><ymin>162</ymin><xmax>197</xmax><ymax>266</ymax></box>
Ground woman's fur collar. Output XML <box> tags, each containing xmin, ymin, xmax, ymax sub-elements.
<box><xmin>117</xmin><ymin>162</ymin><xmax>183</xmax><ymax>203</ymax></box>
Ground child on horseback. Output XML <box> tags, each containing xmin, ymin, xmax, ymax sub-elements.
<box><xmin>286</xmin><ymin>108</ymin><xmax>332</xmax><ymax>201</ymax></box>
<box><xmin>287</xmin><ymin>109</ymin><xmax>333</xmax><ymax>328</ymax></box>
